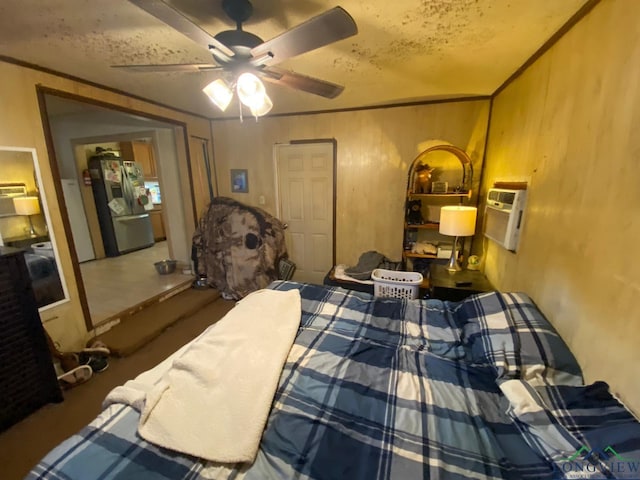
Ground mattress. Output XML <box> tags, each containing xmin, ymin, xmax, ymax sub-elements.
<box><xmin>27</xmin><ymin>282</ymin><xmax>640</xmax><ymax>479</ymax></box>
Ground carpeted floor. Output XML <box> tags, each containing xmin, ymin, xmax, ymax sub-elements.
<box><xmin>0</xmin><ymin>297</ymin><xmax>235</xmax><ymax>480</ymax></box>
<box><xmin>97</xmin><ymin>287</ymin><xmax>222</xmax><ymax>357</ymax></box>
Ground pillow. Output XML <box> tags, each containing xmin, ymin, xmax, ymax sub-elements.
<box><xmin>459</xmin><ymin>292</ymin><xmax>583</xmax><ymax>384</ymax></box>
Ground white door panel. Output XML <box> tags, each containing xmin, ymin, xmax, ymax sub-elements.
<box><xmin>276</xmin><ymin>143</ymin><xmax>334</xmax><ymax>285</ymax></box>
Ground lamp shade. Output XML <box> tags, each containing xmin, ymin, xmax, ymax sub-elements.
<box><xmin>203</xmin><ymin>79</ymin><xmax>233</xmax><ymax>112</ymax></box>
<box><xmin>439</xmin><ymin>206</ymin><xmax>477</xmax><ymax>237</ymax></box>
<box><xmin>13</xmin><ymin>196</ymin><xmax>40</xmax><ymax>216</ymax></box>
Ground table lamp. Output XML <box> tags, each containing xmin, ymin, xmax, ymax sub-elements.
<box><xmin>13</xmin><ymin>196</ymin><xmax>41</xmax><ymax>238</ymax></box>
<box><xmin>439</xmin><ymin>206</ymin><xmax>477</xmax><ymax>272</ymax></box>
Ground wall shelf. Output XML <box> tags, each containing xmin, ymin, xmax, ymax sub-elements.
<box><xmin>405</xmin><ymin>222</ymin><xmax>439</xmax><ymax>230</ymax></box>
<box><xmin>407</xmin><ymin>190</ymin><xmax>472</xmax><ymax>199</ymax></box>
<box><xmin>403</xmin><ymin>251</ymin><xmax>438</xmax><ymax>259</ymax></box>
<box><xmin>403</xmin><ymin>144</ymin><xmax>474</xmax><ymax>273</ymax></box>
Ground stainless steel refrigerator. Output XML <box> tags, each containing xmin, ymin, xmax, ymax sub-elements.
<box><xmin>88</xmin><ymin>152</ymin><xmax>154</xmax><ymax>257</ymax></box>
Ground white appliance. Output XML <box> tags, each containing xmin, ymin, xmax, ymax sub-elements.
<box><xmin>484</xmin><ymin>188</ymin><xmax>527</xmax><ymax>252</ymax></box>
<box><xmin>61</xmin><ymin>178</ymin><xmax>95</xmax><ymax>262</ymax></box>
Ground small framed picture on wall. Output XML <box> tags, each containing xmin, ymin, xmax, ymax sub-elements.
<box><xmin>230</xmin><ymin>169</ymin><xmax>248</xmax><ymax>193</ymax></box>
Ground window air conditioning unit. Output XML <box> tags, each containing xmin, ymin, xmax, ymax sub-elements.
<box><xmin>484</xmin><ymin>188</ymin><xmax>527</xmax><ymax>252</ymax></box>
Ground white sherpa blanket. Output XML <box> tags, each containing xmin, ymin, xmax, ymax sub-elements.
<box><xmin>104</xmin><ymin>288</ymin><xmax>301</xmax><ymax>463</ymax></box>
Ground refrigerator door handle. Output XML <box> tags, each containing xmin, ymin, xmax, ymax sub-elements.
<box><xmin>121</xmin><ymin>165</ymin><xmax>135</xmax><ymax>212</ymax></box>
<box><xmin>115</xmin><ymin>214</ymin><xmax>150</xmax><ymax>221</ymax></box>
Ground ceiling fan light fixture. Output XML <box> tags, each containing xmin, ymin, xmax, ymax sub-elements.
<box><xmin>120</xmin><ymin>2</ymin><xmax>357</xmax><ymax>117</ymax></box>
<box><xmin>236</xmin><ymin>72</ymin><xmax>267</xmax><ymax>108</ymax></box>
<box><xmin>203</xmin><ymin>78</ymin><xmax>233</xmax><ymax>111</ymax></box>
<box><xmin>250</xmin><ymin>92</ymin><xmax>273</xmax><ymax>117</ymax></box>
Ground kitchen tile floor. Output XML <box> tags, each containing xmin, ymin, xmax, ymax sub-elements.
<box><xmin>79</xmin><ymin>241</ymin><xmax>193</xmax><ymax>327</ymax></box>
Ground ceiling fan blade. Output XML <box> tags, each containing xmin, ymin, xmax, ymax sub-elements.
<box><xmin>251</xmin><ymin>7</ymin><xmax>357</xmax><ymax>66</ymax></box>
<box><xmin>111</xmin><ymin>63</ymin><xmax>222</xmax><ymax>73</ymax></box>
<box><xmin>128</xmin><ymin>0</ymin><xmax>235</xmax><ymax>57</ymax></box>
<box><xmin>262</xmin><ymin>67</ymin><xmax>344</xmax><ymax>99</ymax></box>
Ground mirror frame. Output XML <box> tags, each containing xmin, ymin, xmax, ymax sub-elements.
<box><xmin>0</xmin><ymin>145</ymin><xmax>70</xmax><ymax>310</ymax></box>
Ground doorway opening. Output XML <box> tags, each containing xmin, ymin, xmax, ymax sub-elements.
<box><xmin>40</xmin><ymin>92</ymin><xmax>195</xmax><ymax>329</ymax></box>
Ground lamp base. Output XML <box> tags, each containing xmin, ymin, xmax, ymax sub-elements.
<box><xmin>27</xmin><ymin>216</ymin><xmax>37</xmax><ymax>238</ymax></box>
<box><xmin>445</xmin><ymin>236</ymin><xmax>461</xmax><ymax>273</ymax></box>
<box><xmin>445</xmin><ymin>258</ymin><xmax>462</xmax><ymax>273</ymax></box>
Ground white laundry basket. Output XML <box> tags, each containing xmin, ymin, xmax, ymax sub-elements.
<box><xmin>371</xmin><ymin>269</ymin><xmax>423</xmax><ymax>300</ymax></box>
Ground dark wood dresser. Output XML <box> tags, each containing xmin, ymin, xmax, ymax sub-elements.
<box><xmin>0</xmin><ymin>246</ymin><xmax>62</xmax><ymax>432</ymax></box>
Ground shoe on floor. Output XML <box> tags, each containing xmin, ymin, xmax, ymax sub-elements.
<box><xmin>59</xmin><ymin>352</ymin><xmax>80</xmax><ymax>372</ymax></box>
<box><xmin>81</xmin><ymin>346</ymin><xmax>110</xmax><ymax>356</ymax></box>
<box><xmin>58</xmin><ymin>365</ymin><xmax>92</xmax><ymax>389</ymax></box>
<box><xmin>82</xmin><ymin>340</ymin><xmax>110</xmax><ymax>356</ymax></box>
<box><xmin>78</xmin><ymin>352</ymin><xmax>109</xmax><ymax>373</ymax></box>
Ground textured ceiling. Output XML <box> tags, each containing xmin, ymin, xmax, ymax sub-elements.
<box><xmin>0</xmin><ymin>0</ymin><xmax>587</xmax><ymax>118</ymax></box>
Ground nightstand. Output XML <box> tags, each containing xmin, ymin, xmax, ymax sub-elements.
<box><xmin>428</xmin><ymin>263</ymin><xmax>493</xmax><ymax>301</ymax></box>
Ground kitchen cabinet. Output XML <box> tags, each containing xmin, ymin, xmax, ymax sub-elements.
<box><xmin>120</xmin><ymin>141</ymin><xmax>156</xmax><ymax>178</ymax></box>
<box><xmin>403</xmin><ymin>144</ymin><xmax>474</xmax><ymax>275</ymax></box>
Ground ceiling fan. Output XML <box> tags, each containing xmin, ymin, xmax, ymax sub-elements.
<box><xmin>114</xmin><ymin>0</ymin><xmax>358</xmax><ymax>114</ymax></box>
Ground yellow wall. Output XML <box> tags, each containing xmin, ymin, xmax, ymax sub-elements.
<box><xmin>0</xmin><ymin>61</ymin><xmax>214</xmax><ymax>351</ymax></box>
<box><xmin>212</xmin><ymin>100</ymin><xmax>490</xmax><ymax>265</ymax></box>
<box><xmin>481</xmin><ymin>0</ymin><xmax>639</xmax><ymax>414</ymax></box>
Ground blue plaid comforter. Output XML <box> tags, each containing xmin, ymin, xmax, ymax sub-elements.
<box><xmin>27</xmin><ymin>282</ymin><xmax>639</xmax><ymax>479</ymax></box>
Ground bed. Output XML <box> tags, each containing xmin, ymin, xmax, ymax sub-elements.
<box><xmin>27</xmin><ymin>281</ymin><xmax>640</xmax><ymax>479</ymax></box>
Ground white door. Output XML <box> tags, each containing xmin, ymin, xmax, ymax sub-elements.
<box><xmin>276</xmin><ymin>142</ymin><xmax>334</xmax><ymax>284</ymax></box>
<box><xmin>61</xmin><ymin>178</ymin><xmax>95</xmax><ymax>262</ymax></box>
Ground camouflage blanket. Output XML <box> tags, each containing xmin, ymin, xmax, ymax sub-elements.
<box><xmin>192</xmin><ymin>197</ymin><xmax>287</xmax><ymax>299</ymax></box>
